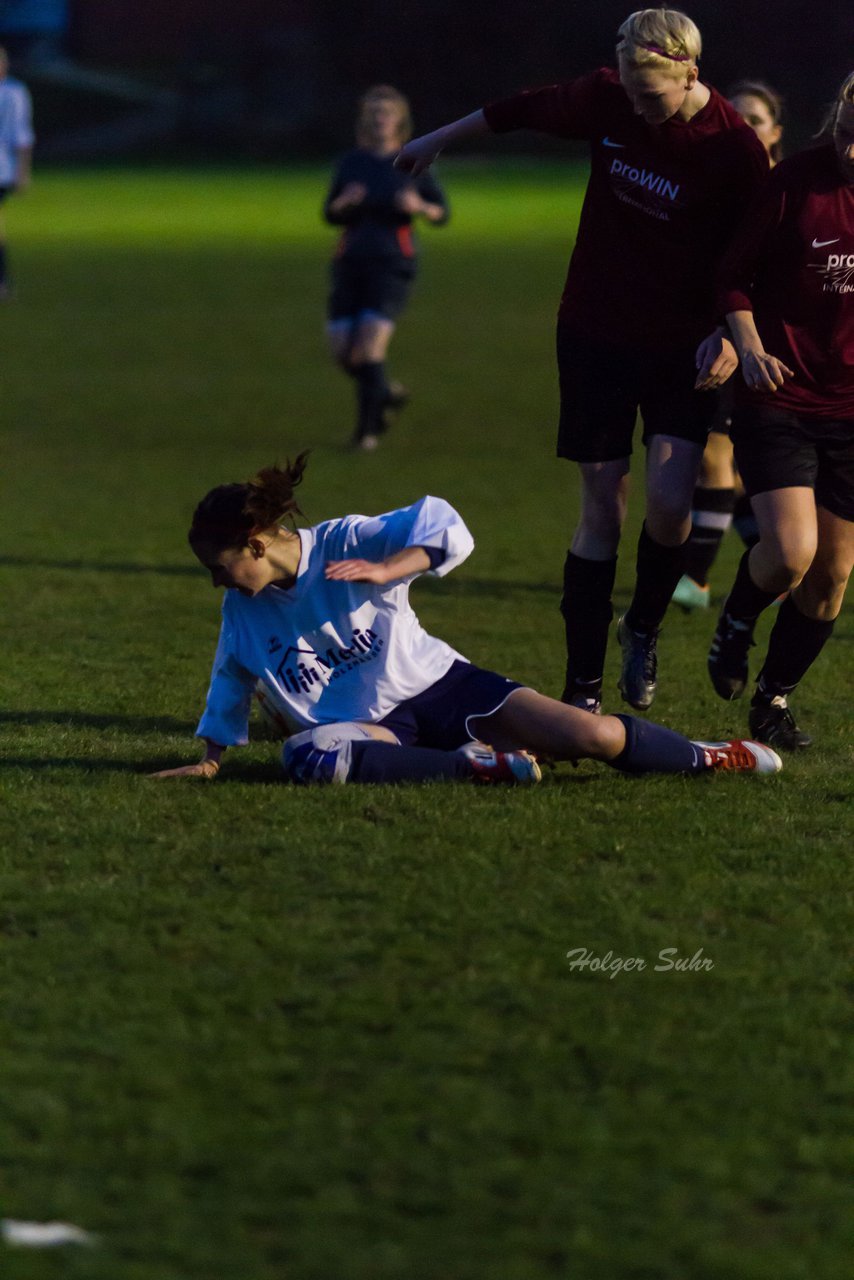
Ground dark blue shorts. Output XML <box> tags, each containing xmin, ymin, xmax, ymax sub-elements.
<box><xmin>377</xmin><ymin>660</ymin><xmax>524</xmax><ymax>750</ymax></box>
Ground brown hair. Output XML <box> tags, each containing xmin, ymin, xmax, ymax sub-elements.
<box><xmin>728</xmin><ymin>80</ymin><xmax>785</xmax><ymax>163</ymax></box>
<box><xmin>356</xmin><ymin>84</ymin><xmax>413</xmax><ymax>146</ymax></box>
<box><xmin>189</xmin><ymin>453</ymin><xmax>309</xmax><ymax>556</ymax></box>
<box><xmin>816</xmin><ymin>70</ymin><xmax>854</xmax><ymax>139</ymax></box>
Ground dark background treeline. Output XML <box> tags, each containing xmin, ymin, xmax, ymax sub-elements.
<box><xmin>4</xmin><ymin>0</ymin><xmax>852</xmax><ymax>157</ymax></box>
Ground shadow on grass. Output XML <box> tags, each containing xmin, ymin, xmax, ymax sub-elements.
<box><xmin>0</xmin><ymin>555</ymin><xmax>198</xmax><ymax>576</ymax></box>
<box><xmin>0</xmin><ymin>710</ymin><xmax>197</xmax><ymax>734</ymax></box>
<box><xmin>0</xmin><ymin>755</ymin><xmax>282</xmax><ymax>783</ymax></box>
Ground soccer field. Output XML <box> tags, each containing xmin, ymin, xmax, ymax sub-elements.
<box><xmin>1</xmin><ymin>165</ymin><xmax>851</xmax><ymax>1279</ymax></box>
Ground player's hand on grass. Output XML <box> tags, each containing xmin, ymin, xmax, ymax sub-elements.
<box><xmin>325</xmin><ymin>558</ymin><xmax>393</xmax><ymax>584</ymax></box>
<box><xmin>694</xmin><ymin>330</ymin><xmax>738</xmax><ymax>390</ymax></box>
<box><xmin>150</xmin><ymin>759</ymin><xmax>221</xmax><ymax>780</ymax></box>
<box><xmin>739</xmin><ymin>348</ymin><xmax>795</xmax><ymax>392</ymax></box>
<box><xmin>150</xmin><ymin>760</ymin><xmax>221</xmax><ymax>780</ymax></box>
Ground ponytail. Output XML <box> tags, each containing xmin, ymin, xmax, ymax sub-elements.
<box><xmin>189</xmin><ymin>452</ymin><xmax>310</xmax><ymax>555</ymax></box>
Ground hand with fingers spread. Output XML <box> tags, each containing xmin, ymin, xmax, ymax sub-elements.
<box><xmin>739</xmin><ymin>347</ymin><xmax>795</xmax><ymax>392</ymax></box>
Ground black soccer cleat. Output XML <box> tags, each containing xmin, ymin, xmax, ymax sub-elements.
<box><xmin>707</xmin><ymin>610</ymin><xmax>755</xmax><ymax>700</ymax></box>
<box><xmin>616</xmin><ymin>615</ymin><xmax>659</xmax><ymax>710</ymax></box>
<box><xmin>561</xmin><ymin>678</ymin><xmax>602</xmax><ymax>715</ymax></box>
<box><xmin>384</xmin><ymin>380</ymin><xmax>410</xmax><ymax>411</ymax></box>
<box><xmin>748</xmin><ymin>696</ymin><xmax>812</xmax><ymax>751</ymax></box>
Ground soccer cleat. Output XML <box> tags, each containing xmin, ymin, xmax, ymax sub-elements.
<box><xmin>353</xmin><ymin>432</ymin><xmax>380</xmax><ymax>452</ymax></box>
<box><xmin>673</xmin><ymin>574</ymin><xmax>711</xmax><ymax>611</ymax></box>
<box><xmin>707</xmin><ymin>611</ymin><xmax>755</xmax><ymax>700</ymax></box>
<box><xmin>457</xmin><ymin>742</ymin><xmax>542</xmax><ymax>785</ymax></box>
<box><xmin>616</xmin><ymin>615</ymin><xmax>659</xmax><ymax>710</ymax></box>
<box><xmin>560</xmin><ymin>679</ymin><xmax>602</xmax><ymax>715</ymax></box>
<box><xmin>693</xmin><ymin>739</ymin><xmax>783</xmax><ymax>774</ymax></box>
<box><xmin>384</xmin><ymin>380</ymin><xmax>410</xmax><ymax>411</ymax></box>
<box><xmin>748</xmin><ymin>696</ymin><xmax>812</xmax><ymax>751</ymax></box>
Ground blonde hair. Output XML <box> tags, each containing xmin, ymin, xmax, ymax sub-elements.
<box><xmin>616</xmin><ymin>9</ymin><xmax>702</xmax><ymax>72</ymax></box>
<box><xmin>356</xmin><ymin>85</ymin><xmax>413</xmax><ymax>146</ymax></box>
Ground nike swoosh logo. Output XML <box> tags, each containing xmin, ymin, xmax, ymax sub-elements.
<box><xmin>812</xmin><ymin>238</ymin><xmax>839</xmax><ymax>248</ymax></box>
<box><xmin>602</xmin><ymin>137</ymin><xmax>624</xmax><ymax>148</ymax></box>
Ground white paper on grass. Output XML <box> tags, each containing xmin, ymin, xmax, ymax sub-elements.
<box><xmin>1</xmin><ymin>1219</ymin><xmax>97</xmax><ymax>1247</ymax></box>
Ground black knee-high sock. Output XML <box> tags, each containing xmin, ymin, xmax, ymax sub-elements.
<box><xmin>352</xmin><ymin>361</ymin><xmax>388</xmax><ymax>440</ymax></box>
<box><xmin>624</xmin><ymin>523</ymin><xmax>687</xmax><ymax>633</ymax></box>
<box><xmin>754</xmin><ymin>596</ymin><xmax>836</xmax><ymax>702</ymax></box>
<box><xmin>732</xmin><ymin>493</ymin><xmax>760</xmax><ymax>549</ymax></box>
<box><xmin>723</xmin><ymin>550</ymin><xmax>780</xmax><ymax>625</ymax></box>
<box><xmin>349</xmin><ymin>741</ymin><xmax>470</xmax><ymax>783</ymax></box>
<box><xmin>683</xmin><ymin>487</ymin><xmax>735</xmax><ymax>587</ymax></box>
<box><xmin>560</xmin><ymin>551</ymin><xmax>617</xmax><ymax>695</ymax></box>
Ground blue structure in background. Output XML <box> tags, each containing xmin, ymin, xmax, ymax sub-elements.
<box><xmin>0</xmin><ymin>0</ymin><xmax>68</xmax><ymax>32</ymax></box>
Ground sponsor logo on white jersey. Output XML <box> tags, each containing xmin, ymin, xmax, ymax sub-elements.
<box><xmin>274</xmin><ymin>628</ymin><xmax>384</xmax><ymax>694</ymax></box>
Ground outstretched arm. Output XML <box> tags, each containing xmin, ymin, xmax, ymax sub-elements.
<box><xmin>395</xmin><ymin>109</ymin><xmax>489</xmax><ymax>176</ymax></box>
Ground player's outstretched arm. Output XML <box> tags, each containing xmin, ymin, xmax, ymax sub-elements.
<box><xmin>324</xmin><ymin>546</ymin><xmax>431</xmax><ymax>585</ymax></box>
<box><xmin>150</xmin><ymin>739</ymin><xmax>226</xmax><ymax>779</ymax></box>
<box><xmin>726</xmin><ymin>309</ymin><xmax>794</xmax><ymax>392</ymax></box>
<box><xmin>395</xmin><ymin>109</ymin><xmax>489</xmax><ymax>176</ymax></box>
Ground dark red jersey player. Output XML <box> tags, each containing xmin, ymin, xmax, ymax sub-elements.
<box><xmin>396</xmin><ymin>9</ymin><xmax>768</xmax><ymax>716</ymax></box>
<box><xmin>708</xmin><ymin>73</ymin><xmax>854</xmax><ymax>750</ymax></box>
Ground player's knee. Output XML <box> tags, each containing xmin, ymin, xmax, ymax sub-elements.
<box><xmin>282</xmin><ymin>723</ymin><xmax>374</xmax><ymax>785</ymax></box>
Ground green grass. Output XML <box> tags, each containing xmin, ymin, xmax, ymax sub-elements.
<box><xmin>0</xmin><ymin>164</ymin><xmax>852</xmax><ymax>1280</ymax></box>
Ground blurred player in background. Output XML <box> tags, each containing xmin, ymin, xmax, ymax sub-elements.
<box><xmin>674</xmin><ymin>80</ymin><xmax>785</xmax><ymax>610</ymax></box>
<box><xmin>151</xmin><ymin>455</ymin><xmax>781</xmax><ymax>783</ymax></box>
<box><xmin>396</xmin><ymin>9</ymin><xmax>768</xmax><ymax>714</ymax></box>
<box><xmin>708</xmin><ymin>71</ymin><xmax>854</xmax><ymax>750</ymax></box>
<box><xmin>0</xmin><ymin>45</ymin><xmax>34</xmax><ymax>299</ymax></box>
<box><xmin>324</xmin><ymin>85</ymin><xmax>449</xmax><ymax>452</ymax></box>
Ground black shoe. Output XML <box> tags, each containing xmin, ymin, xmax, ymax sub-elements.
<box><xmin>384</xmin><ymin>380</ymin><xmax>410</xmax><ymax>411</ymax></box>
<box><xmin>561</xmin><ymin>678</ymin><xmax>602</xmax><ymax>715</ymax></box>
<box><xmin>616</xmin><ymin>615</ymin><xmax>658</xmax><ymax>710</ymax></box>
<box><xmin>708</xmin><ymin>610</ymin><xmax>755</xmax><ymax>700</ymax></box>
<box><xmin>748</xmin><ymin>697</ymin><xmax>812</xmax><ymax>751</ymax></box>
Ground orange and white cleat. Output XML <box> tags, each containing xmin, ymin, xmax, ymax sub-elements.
<box><xmin>693</xmin><ymin>739</ymin><xmax>783</xmax><ymax>775</ymax></box>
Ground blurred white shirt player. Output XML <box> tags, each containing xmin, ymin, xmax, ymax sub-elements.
<box><xmin>0</xmin><ymin>45</ymin><xmax>34</xmax><ymax>297</ymax></box>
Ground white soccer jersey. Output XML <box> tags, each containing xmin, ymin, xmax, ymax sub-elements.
<box><xmin>0</xmin><ymin>77</ymin><xmax>34</xmax><ymax>186</ymax></box>
<box><xmin>196</xmin><ymin>496</ymin><xmax>475</xmax><ymax>746</ymax></box>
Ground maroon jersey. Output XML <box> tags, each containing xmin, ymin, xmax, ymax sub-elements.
<box><xmin>483</xmin><ymin>68</ymin><xmax>768</xmax><ymax>348</ymax></box>
<box><xmin>718</xmin><ymin>145</ymin><xmax>854</xmax><ymax>419</ymax></box>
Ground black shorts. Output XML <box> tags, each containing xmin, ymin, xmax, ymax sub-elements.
<box><xmin>376</xmin><ymin>660</ymin><xmax>524</xmax><ymax>750</ymax></box>
<box><xmin>555</xmin><ymin>324</ymin><xmax>718</xmax><ymax>462</ymax></box>
<box><xmin>732</xmin><ymin>402</ymin><xmax>854</xmax><ymax>522</ymax></box>
<box><xmin>328</xmin><ymin>257</ymin><xmax>415</xmax><ymax>324</ymax></box>
<box><xmin>708</xmin><ymin>383</ymin><xmax>734</xmax><ymax>437</ymax></box>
